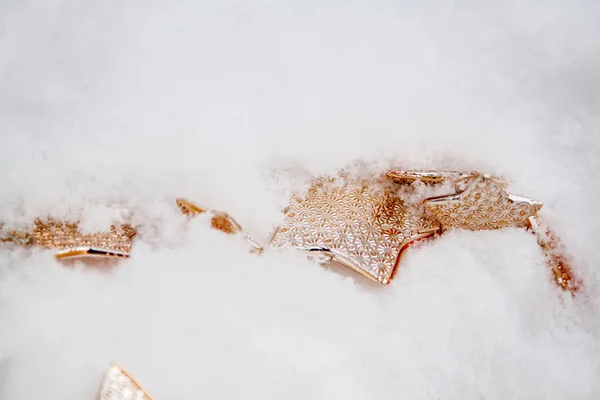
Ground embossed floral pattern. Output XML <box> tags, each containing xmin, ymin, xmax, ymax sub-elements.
<box><xmin>31</xmin><ymin>220</ymin><xmax>136</xmax><ymax>253</ymax></box>
<box><xmin>423</xmin><ymin>176</ymin><xmax>543</xmax><ymax>231</ymax></box>
<box><xmin>271</xmin><ymin>177</ymin><xmax>439</xmax><ymax>284</ymax></box>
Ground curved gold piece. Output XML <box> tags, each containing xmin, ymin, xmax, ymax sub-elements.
<box><xmin>270</xmin><ymin>175</ymin><xmax>440</xmax><ymax>284</ymax></box>
<box><xmin>175</xmin><ymin>198</ymin><xmax>207</xmax><ymax>216</ymax></box>
<box><xmin>176</xmin><ymin>198</ymin><xmax>264</xmax><ymax>252</ymax></box>
<box><xmin>55</xmin><ymin>247</ymin><xmax>130</xmax><ymax>260</ymax></box>
<box><xmin>388</xmin><ymin>169</ymin><xmax>575</xmax><ymax>293</ymax></box>
<box><xmin>0</xmin><ymin>169</ymin><xmax>578</xmax><ymax>294</ymax></box>
<box><xmin>270</xmin><ymin>170</ymin><xmax>577</xmax><ymax>293</ymax></box>
<box><xmin>98</xmin><ymin>364</ymin><xmax>153</xmax><ymax>400</ymax></box>
<box><xmin>526</xmin><ymin>216</ymin><xmax>577</xmax><ymax>292</ymax></box>
<box><xmin>0</xmin><ymin>219</ymin><xmax>136</xmax><ymax>261</ymax></box>
<box><xmin>387</xmin><ymin>169</ymin><xmax>468</xmax><ymax>185</ymax></box>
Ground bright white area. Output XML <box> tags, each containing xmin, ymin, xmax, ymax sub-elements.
<box><xmin>0</xmin><ymin>1</ymin><xmax>599</xmax><ymax>398</ymax></box>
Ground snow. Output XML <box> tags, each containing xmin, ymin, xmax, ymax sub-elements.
<box><xmin>1</xmin><ymin>1</ymin><xmax>599</xmax><ymax>398</ymax></box>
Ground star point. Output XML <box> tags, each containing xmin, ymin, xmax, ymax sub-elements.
<box><xmin>421</xmin><ymin>173</ymin><xmax>543</xmax><ymax>231</ymax></box>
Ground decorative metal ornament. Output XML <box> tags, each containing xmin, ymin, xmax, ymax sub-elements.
<box><xmin>176</xmin><ymin>198</ymin><xmax>264</xmax><ymax>253</ymax></box>
<box><xmin>269</xmin><ymin>175</ymin><xmax>439</xmax><ymax>284</ymax></box>
<box><xmin>0</xmin><ymin>219</ymin><xmax>136</xmax><ymax>261</ymax></box>
<box><xmin>270</xmin><ymin>170</ymin><xmax>577</xmax><ymax>292</ymax></box>
<box><xmin>401</xmin><ymin>171</ymin><xmax>543</xmax><ymax>231</ymax></box>
<box><xmin>0</xmin><ymin>169</ymin><xmax>578</xmax><ymax>292</ymax></box>
<box><xmin>388</xmin><ymin>170</ymin><xmax>575</xmax><ymax>291</ymax></box>
<box><xmin>0</xmin><ymin>169</ymin><xmax>580</xmax><ymax>399</ymax></box>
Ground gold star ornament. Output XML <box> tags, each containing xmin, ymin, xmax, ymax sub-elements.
<box><xmin>0</xmin><ymin>169</ymin><xmax>578</xmax><ymax>293</ymax></box>
<box><xmin>269</xmin><ymin>170</ymin><xmax>577</xmax><ymax>292</ymax></box>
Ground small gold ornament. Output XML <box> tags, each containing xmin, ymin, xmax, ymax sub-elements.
<box><xmin>271</xmin><ymin>170</ymin><xmax>577</xmax><ymax>292</ymax></box>
<box><xmin>0</xmin><ymin>219</ymin><xmax>136</xmax><ymax>261</ymax></box>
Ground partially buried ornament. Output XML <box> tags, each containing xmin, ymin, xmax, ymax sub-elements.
<box><xmin>268</xmin><ymin>170</ymin><xmax>577</xmax><ymax>292</ymax></box>
<box><xmin>269</xmin><ymin>175</ymin><xmax>439</xmax><ymax>284</ymax></box>
<box><xmin>0</xmin><ymin>169</ymin><xmax>577</xmax><ymax>293</ymax></box>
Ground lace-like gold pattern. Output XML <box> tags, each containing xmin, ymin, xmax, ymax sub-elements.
<box><xmin>0</xmin><ymin>170</ymin><xmax>578</xmax><ymax>292</ymax></box>
<box><xmin>388</xmin><ymin>170</ymin><xmax>575</xmax><ymax>291</ymax></box>
<box><xmin>0</xmin><ymin>220</ymin><xmax>136</xmax><ymax>259</ymax></box>
<box><xmin>32</xmin><ymin>219</ymin><xmax>136</xmax><ymax>252</ymax></box>
<box><xmin>270</xmin><ymin>177</ymin><xmax>439</xmax><ymax>284</ymax></box>
<box><xmin>421</xmin><ymin>174</ymin><xmax>542</xmax><ymax>230</ymax></box>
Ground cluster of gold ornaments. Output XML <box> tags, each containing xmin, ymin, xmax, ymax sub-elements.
<box><xmin>0</xmin><ymin>169</ymin><xmax>577</xmax><ymax>293</ymax></box>
<box><xmin>0</xmin><ymin>169</ymin><xmax>579</xmax><ymax>400</ymax></box>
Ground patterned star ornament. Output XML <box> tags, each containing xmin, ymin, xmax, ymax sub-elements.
<box><xmin>420</xmin><ymin>172</ymin><xmax>544</xmax><ymax>231</ymax></box>
<box><xmin>271</xmin><ymin>170</ymin><xmax>577</xmax><ymax>292</ymax></box>
<box><xmin>0</xmin><ymin>169</ymin><xmax>576</xmax><ymax>293</ymax></box>
<box><xmin>387</xmin><ymin>170</ymin><xmax>576</xmax><ymax>292</ymax></box>
<box><xmin>269</xmin><ymin>176</ymin><xmax>441</xmax><ymax>284</ymax></box>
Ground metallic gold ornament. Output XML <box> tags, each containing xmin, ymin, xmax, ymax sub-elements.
<box><xmin>389</xmin><ymin>170</ymin><xmax>543</xmax><ymax>230</ymax></box>
<box><xmin>176</xmin><ymin>198</ymin><xmax>263</xmax><ymax>252</ymax></box>
<box><xmin>0</xmin><ymin>169</ymin><xmax>578</xmax><ymax>292</ymax></box>
<box><xmin>387</xmin><ymin>170</ymin><xmax>576</xmax><ymax>291</ymax></box>
<box><xmin>271</xmin><ymin>170</ymin><xmax>577</xmax><ymax>292</ymax></box>
<box><xmin>269</xmin><ymin>176</ymin><xmax>439</xmax><ymax>284</ymax></box>
<box><xmin>0</xmin><ymin>219</ymin><xmax>136</xmax><ymax>261</ymax></box>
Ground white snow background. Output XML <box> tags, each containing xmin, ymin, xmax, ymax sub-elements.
<box><xmin>1</xmin><ymin>0</ymin><xmax>599</xmax><ymax>399</ymax></box>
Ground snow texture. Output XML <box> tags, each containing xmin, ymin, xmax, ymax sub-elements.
<box><xmin>1</xmin><ymin>1</ymin><xmax>599</xmax><ymax>399</ymax></box>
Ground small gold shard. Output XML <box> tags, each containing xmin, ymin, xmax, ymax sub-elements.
<box><xmin>176</xmin><ymin>198</ymin><xmax>264</xmax><ymax>252</ymax></box>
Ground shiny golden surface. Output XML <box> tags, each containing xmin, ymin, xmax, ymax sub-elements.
<box><xmin>0</xmin><ymin>220</ymin><xmax>136</xmax><ymax>260</ymax></box>
<box><xmin>270</xmin><ymin>176</ymin><xmax>439</xmax><ymax>284</ymax></box>
<box><xmin>176</xmin><ymin>198</ymin><xmax>238</xmax><ymax>234</ymax></box>
<box><xmin>422</xmin><ymin>174</ymin><xmax>543</xmax><ymax>231</ymax></box>
<box><xmin>387</xmin><ymin>169</ymin><xmax>463</xmax><ymax>185</ymax></box>
<box><xmin>176</xmin><ymin>198</ymin><xmax>264</xmax><ymax>252</ymax></box>
<box><xmin>31</xmin><ymin>219</ymin><xmax>136</xmax><ymax>253</ymax></box>
<box><xmin>176</xmin><ymin>198</ymin><xmax>207</xmax><ymax>216</ymax></box>
<box><xmin>388</xmin><ymin>170</ymin><xmax>574</xmax><ymax>293</ymax></box>
<box><xmin>210</xmin><ymin>214</ymin><xmax>236</xmax><ymax>234</ymax></box>
<box><xmin>270</xmin><ymin>171</ymin><xmax>576</xmax><ymax>292</ymax></box>
<box><xmin>0</xmin><ymin>169</ymin><xmax>578</xmax><ymax>293</ymax></box>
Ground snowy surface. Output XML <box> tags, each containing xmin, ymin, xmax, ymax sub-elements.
<box><xmin>1</xmin><ymin>1</ymin><xmax>599</xmax><ymax>399</ymax></box>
